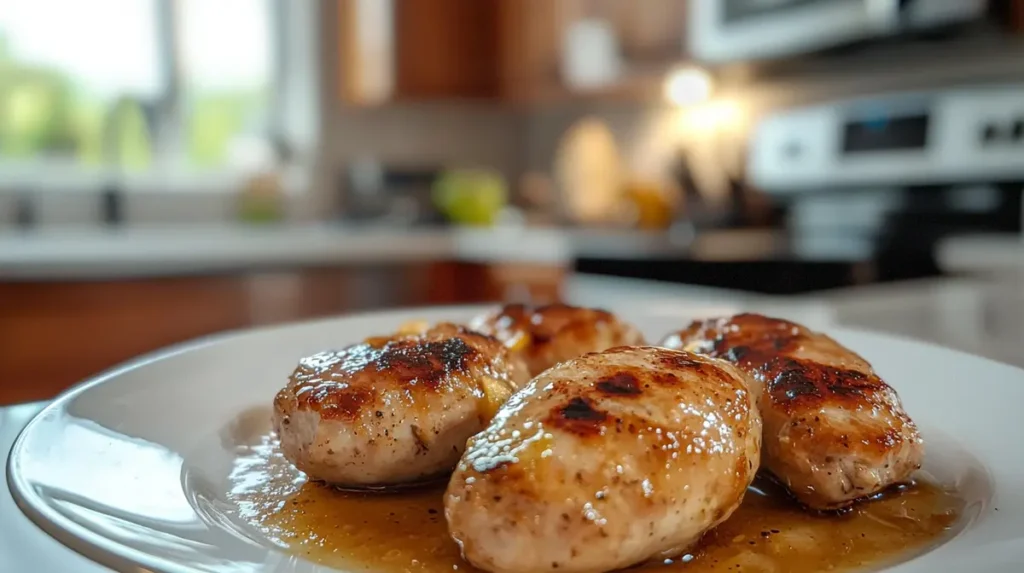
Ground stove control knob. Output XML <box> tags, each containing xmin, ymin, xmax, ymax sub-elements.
<box><xmin>981</xmin><ymin>123</ymin><xmax>1000</xmax><ymax>144</ymax></box>
<box><xmin>1011</xmin><ymin>119</ymin><xmax>1024</xmax><ymax>142</ymax></box>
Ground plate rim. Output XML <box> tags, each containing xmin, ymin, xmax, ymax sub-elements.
<box><xmin>8</xmin><ymin>303</ymin><xmax>1024</xmax><ymax>573</ymax></box>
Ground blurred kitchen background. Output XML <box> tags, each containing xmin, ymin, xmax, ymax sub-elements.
<box><xmin>1</xmin><ymin>0</ymin><xmax>1023</xmax><ymax>404</ymax></box>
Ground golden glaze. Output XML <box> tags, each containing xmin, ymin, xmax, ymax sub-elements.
<box><xmin>272</xmin><ymin>323</ymin><xmax>529</xmax><ymax>487</ymax></box>
<box><xmin>661</xmin><ymin>313</ymin><xmax>924</xmax><ymax>510</ymax></box>
<box><xmin>470</xmin><ymin>304</ymin><xmax>646</xmax><ymax>376</ymax></box>
<box><xmin>228</xmin><ymin>434</ymin><xmax>963</xmax><ymax>573</ymax></box>
<box><xmin>445</xmin><ymin>347</ymin><xmax>762</xmax><ymax>573</ymax></box>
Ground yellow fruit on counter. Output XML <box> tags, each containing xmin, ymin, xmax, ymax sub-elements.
<box><xmin>624</xmin><ymin>181</ymin><xmax>676</xmax><ymax>229</ymax></box>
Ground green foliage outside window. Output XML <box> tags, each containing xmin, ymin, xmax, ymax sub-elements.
<box><xmin>0</xmin><ymin>32</ymin><xmax>268</xmax><ymax>171</ymax></box>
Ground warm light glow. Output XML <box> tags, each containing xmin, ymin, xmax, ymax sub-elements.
<box><xmin>679</xmin><ymin>99</ymin><xmax>742</xmax><ymax>133</ymax></box>
<box><xmin>663</xmin><ymin>67</ymin><xmax>713</xmax><ymax>107</ymax></box>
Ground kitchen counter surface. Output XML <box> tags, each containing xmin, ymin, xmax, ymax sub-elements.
<box><xmin>0</xmin><ymin>225</ymin><xmax>792</xmax><ymax>279</ymax></box>
<box><xmin>566</xmin><ymin>273</ymin><xmax>1024</xmax><ymax>369</ymax></box>
<box><xmin>937</xmin><ymin>233</ymin><xmax>1024</xmax><ymax>275</ymax></box>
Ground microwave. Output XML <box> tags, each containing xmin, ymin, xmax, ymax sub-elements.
<box><xmin>688</xmin><ymin>0</ymin><xmax>988</xmax><ymax>64</ymax></box>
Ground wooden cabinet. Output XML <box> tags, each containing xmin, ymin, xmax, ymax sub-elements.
<box><xmin>337</xmin><ymin>0</ymin><xmax>690</xmax><ymax>104</ymax></box>
<box><xmin>495</xmin><ymin>0</ymin><xmax>564</xmax><ymax>101</ymax></box>
<box><xmin>0</xmin><ymin>261</ymin><xmax>565</xmax><ymax>405</ymax></box>
<box><xmin>393</xmin><ymin>0</ymin><xmax>501</xmax><ymax>99</ymax></box>
<box><xmin>339</xmin><ymin>0</ymin><xmax>505</xmax><ymax>103</ymax></box>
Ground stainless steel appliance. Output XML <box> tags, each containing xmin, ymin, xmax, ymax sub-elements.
<box><xmin>747</xmin><ymin>84</ymin><xmax>1023</xmax><ymax>286</ymax></box>
<box><xmin>688</xmin><ymin>0</ymin><xmax>988</xmax><ymax>63</ymax></box>
<box><xmin>749</xmin><ymin>84</ymin><xmax>1024</xmax><ymax>192</ymax></box>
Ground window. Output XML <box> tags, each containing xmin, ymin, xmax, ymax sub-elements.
<box><xmin>0</xmin><ymin>0</ymin><xmax>283</xmax><ymax>176</ymax></box>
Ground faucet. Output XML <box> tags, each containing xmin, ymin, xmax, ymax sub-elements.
<box><xmin>99</xmin><ymin>95</ymin><xmax>160</xmax><ymax>226</ymax></box>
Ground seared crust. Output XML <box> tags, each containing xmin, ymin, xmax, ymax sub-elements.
<box><xmin>470</xmin><ymin>304</ymin><xmax>646</xmax><ymax>376</ymax></box>
<box><xmin>445</xmin><ymin>346</ymin><xmax>761</xmax><ymax>573</ymax></box>
<box><xmin>661</xmin><ymin>313</ymin><xmax>924</xmax><ymax>510</ymax></box>
<box><xmin>273</xmin><ymin>323</ymin><xmax>529</xmax><ymax>487</ymax></box>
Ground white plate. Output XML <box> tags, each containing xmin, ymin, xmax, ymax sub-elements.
<box><xmin>7</xmin><ymin>305</ymin><xmax>1024</xmax><ymax>572</ymax></box>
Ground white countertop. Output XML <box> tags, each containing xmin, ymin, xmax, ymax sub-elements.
<box><xmin>0</xmin><ymin>225</ymin><xmax>790</xmax><ymax>279</ymax></box>
<box><xmin>0</xmin><ymin>226</ymin><xmax>559</xmax><ymax>279</ymax></box>
<box><xmin>567</xmin><ymin>273</ymin><xmax>1024</xmax><ymax>369</ymax></box>
<box><xmin>937</xmin><ymin>233</ymin><xmax>1024</xmax><ymax>275</ymax></box>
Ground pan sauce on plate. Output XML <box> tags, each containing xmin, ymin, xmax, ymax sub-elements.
<box><xmin>229</xmin><ymin>435</ymin><xmax>963</xmax><ymax>573</ymax></box>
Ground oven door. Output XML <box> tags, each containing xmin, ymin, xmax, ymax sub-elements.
<box><xmin>688</xmin><ymin>0</ymin><xmax>986</xmax><ymax>63</ymax></box>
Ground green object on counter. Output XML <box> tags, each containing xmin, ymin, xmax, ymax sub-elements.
<box><xmin>239</xmin><ymin>201</ymin><xmax>282</xmax><ymax>223</ymax></box>
<box><xmin>238</xmin><ymin>172</ymin><xmax>285</xmax><ymax>224</ymax></box>
<box><xmin>432</xmin><ymin>169</ymin><xmax>507</xmax><ymax>226</ymax></box>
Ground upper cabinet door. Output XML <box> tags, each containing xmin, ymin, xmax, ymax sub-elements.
<box><xmin>393</xmin><ymin>0</ymin><xmax>500</xmax><ymax>100</ymax></box>
<box><xmin>495</xmin><ymin>0</ymin><xmax>564</xmax><ymax>101</ymax></box>
<box><xmin>339</xmin><ymin>0</ymin><xmax>502</xmax><ymax>103</ymax></box>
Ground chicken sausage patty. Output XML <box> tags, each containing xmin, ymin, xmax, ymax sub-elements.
<box><xmin>273</xmin><ymin>323</ymin><xmax>529</xmax><ymax>487</ymax></box>
<box><xmin>470</xmin><ymin>303</ymin><xmax>645</xmax><ymax>377</ymax></box>
<box><xmin>661</xmin><ymin>313</ymin><xmax>923</xmax><ymax>510</ymax></box>
<box><xmin>445</xmin><ymin>346</ymin><xmax>761</xmax><ymax>573</ymax></box>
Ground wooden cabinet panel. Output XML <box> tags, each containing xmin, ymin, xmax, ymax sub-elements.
<box><xmin>0</xmin><ymin>262</ymin><xmax>565</xmax><ymax>405</ymax></box>
<box><xmin>495</xmin><ymin>0</ymin><xmax>562</xmax><ymax>100</ymax></box>
<box><xmin>0</xmin><ymin>278</ymin><xmax>249</xmax><ymax>405</ymax></box>
<box><xmin>393</xmin><ymin>0</ymin><xmax>500</xmax><ymax>99</ymax></box>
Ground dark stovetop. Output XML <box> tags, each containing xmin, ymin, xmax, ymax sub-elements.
<box><xmin>573</xmin><ymin>255</ymin><xmax>943</xmax><ymax>295</ymax></box>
